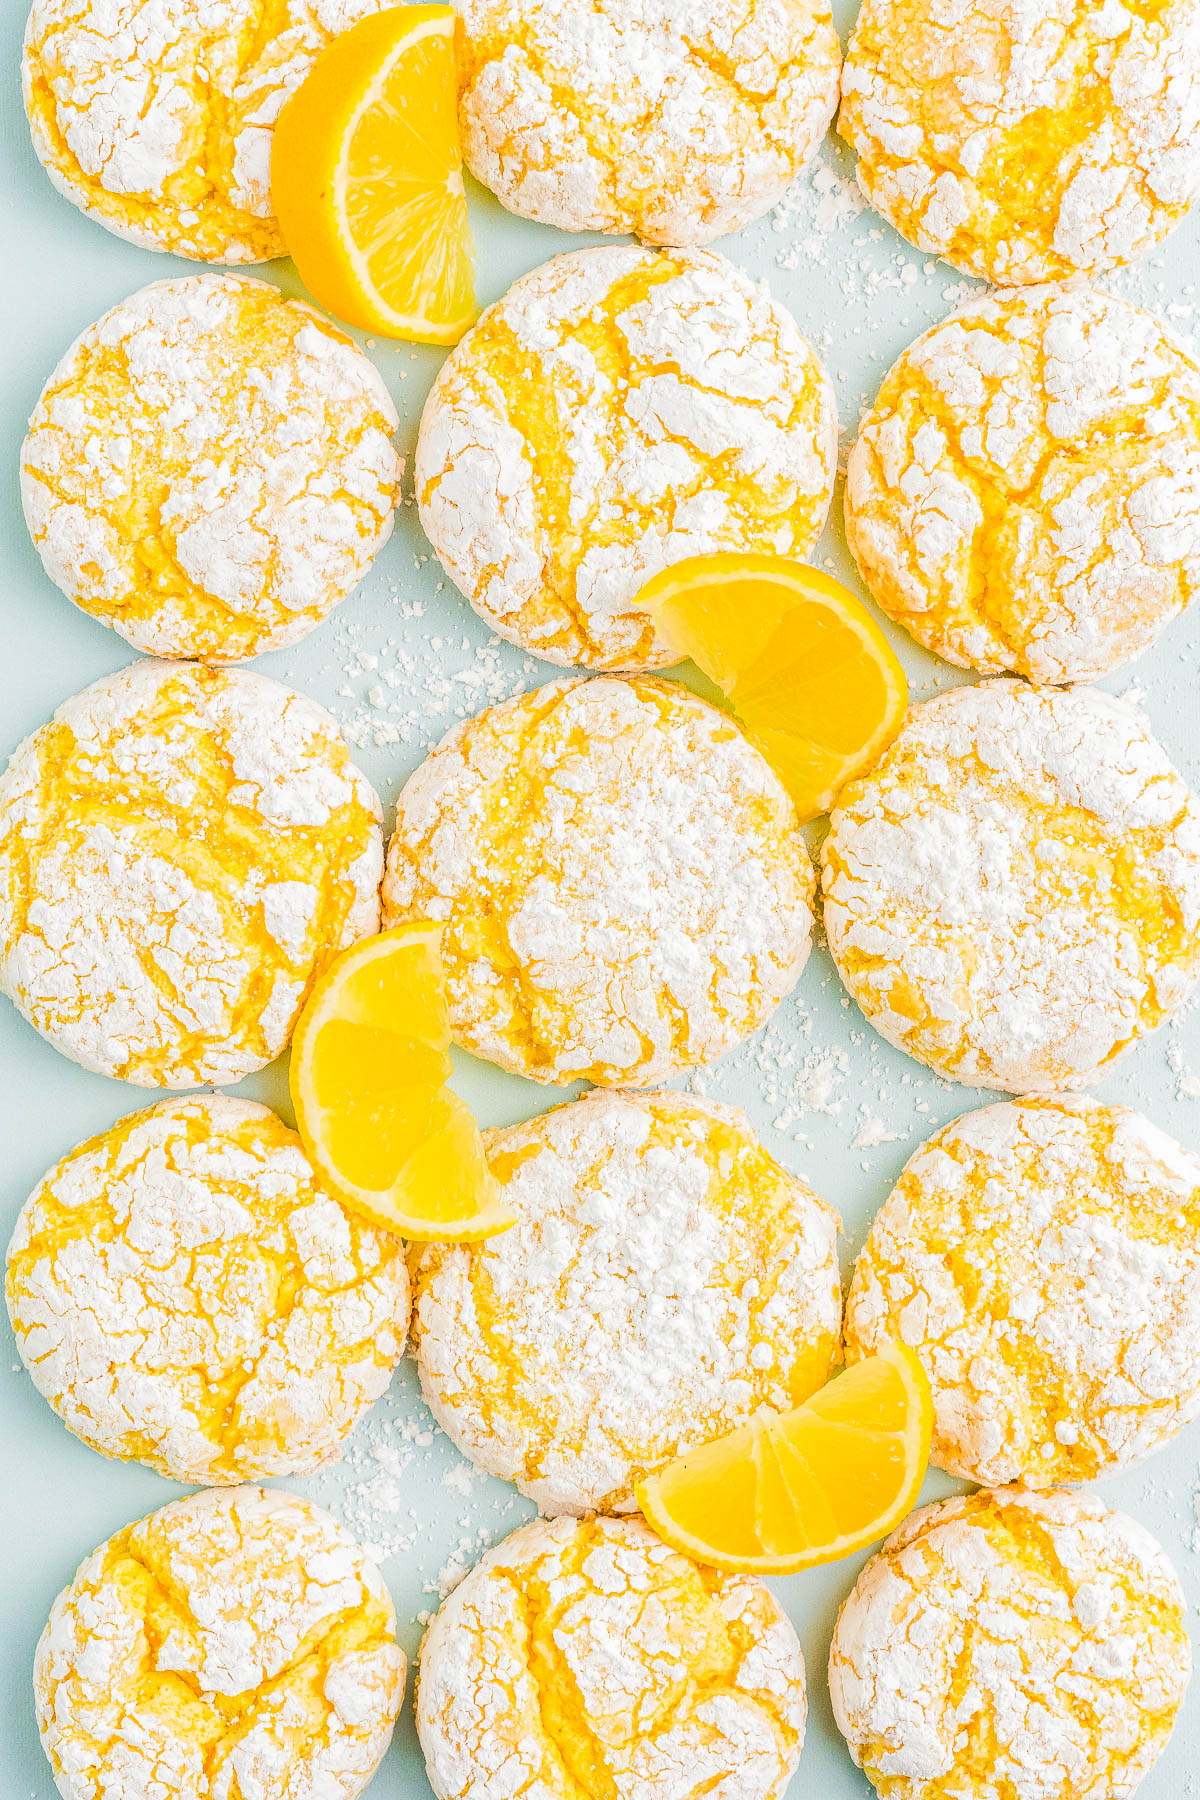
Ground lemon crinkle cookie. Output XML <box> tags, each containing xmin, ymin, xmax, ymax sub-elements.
<box><xmin>846</xmin><ymin>285</ymin><xmax>1200</xmax><ymax>684</ymax></box>
<box><xmin>457</xmin><ymin>0</ymin><xmax>841</xmax><ymax>247</ymax></box>
<box><xmin>7</xmin><ymin>1096</ymin><xmax>409</xmax><ymax>1485</ymax></box>
<box><xmin>821</xmin><ymin>679</ymin><xmax>1200</xmax><ymax>1092</ymax></box>
<box><xmin>847</xmin><ymin>1095</ymin><xmax>1200</xmax><ymax>1489</ymax></box>
<box><xmin>830</xmin><ymin>1486</ymin><xmax>1191</xmax><ymax>1800</ymax></box>
<box><xmin>416</xmin><ymin>245</ymin><xmax>837</xmax><ymax>671</ymax></box>
<box><xmin>839</xmin><ymin>0</ymin><xmax>1200</xmax><ymax>285</ymax></box>
<box><xmin>0</xmin><ymin>659</ymin><xmax>382</xmax><ymax>1086</ymax></box>
<box><xmin>35</xmin><ymin>1485</ymin><xmax>404</xmax><ymax>1800</ymax></box>
<box><xmin>22</xmin><ymin>275</ymin><xmax>401</xmax><ymax>662</ymax></box>
<box><xmin>417</xmin><ymin>1514</ymin><xmax>807</xmax><ymax>1800</ymax></box>
<box><xmin>414</xmin><ymin>1089</ymin><xmax>840</xmax><ymax>1514</ymax></box>
<box><xmin>383</xmin><ymin>675</ymin><xmax>814</xmax><ymax>1087</ymax></box>
<box><xmin>22</xmin><ymin>0</ymin><xmax>389</xmax><ymax>262</ymax></box>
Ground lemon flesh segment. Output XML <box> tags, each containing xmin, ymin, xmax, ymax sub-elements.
<box><xmin>272</xmin><ymin>5</ymin><xmax>475</xmax><ymax>345</ymax></box>
<box><xmin>639</xmin><ymin>553</ymin><xmax>909</xmax><ymax>822</ymax></box>
<box><xmin>637</xmin><ymin>1342</ymin><xmax>933</xmax><ymax>1574</ymax></box>
<box><xmin>290</xmin><ymin>924</ymin><xmax>514</xmax><ymax>1242</ymax></box>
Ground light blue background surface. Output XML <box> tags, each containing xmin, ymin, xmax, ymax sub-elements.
<box><xmin>3</xmin><ymin>2</ymin><xmax>1200</xmax><ymax>1795</ymax></box>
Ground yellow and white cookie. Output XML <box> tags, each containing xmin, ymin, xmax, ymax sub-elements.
<box><xmin>414</xmin><ymin>1089</ymin><xmax>840</xmax><ymax>1514</ymax></box>
<box><xmin>821</xmin><ymin>680</ymin><xmax>1200</xmax><ymax>1091</ymax></box>
<box><xmin>417</xmin><ymin>1514</ymin><xmax>807</xmax><ymax>1800</ymax></box>
<box><xmin>22</xmin><ymin>0</ymin><xmax>388</xmax><ymax>262</ymax></box>
<box><xmin>35</xmin><ymin>1486</ymin><xmax>405</xmax><ymax>1800</ymax></box>
<box><xmin>0</xmin><ymin>660</ymin><xmax>382</xmax><ymax>1086</ymax></box>
<box><xmin>383</xmin><ymin>675</ymin><xmax>814</xmax><ymax>1087</ymax></box>
<box><xmin>845</xmin><ymin>285</ymin><xmax>1200</xmax><ymax>683</ymax></box>
<box><xmin>22</xmin><ymin>276</ymin><xmax>401</xmax><ymax>662</ymax></box>
<box><xmin>839</xmin><ymin>0</ymin><xmax>1200</xmax><ymax>284</ymax></box>
<box><xmin>416</xmin><ymin>245</ymin><xmax>837</xmax><ymax>671</ymax></box>
<box><xmin>846</xmin><ymin>1095</ymin><xmax>1200</xmax><ymax>1488</ymax></box>
<box><xmin>457</xmin><ymin>0</ymin><xmax>841</xmax><ymax>246</ymax></box>
<box><xmin>7</xmin><ymin>1096</ymin><xmax>409</xmax><ymax>1484</ymax></box>
<box><xmin>830</xmin><ymin>1486</ymin><xmax>1191</xmax><ymax>1800</ymax></box>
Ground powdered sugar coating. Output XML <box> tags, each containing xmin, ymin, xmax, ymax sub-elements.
<box><xmin>821</xmin><ymin>680</ymin><xmax>1200</xmax><ymax>1092</ymax></box>
<box><xmin>382</xmin><ymin>675</ymin><xmax>814</xmax><ymax>1087</ymax></box>
<box><xmin>457</xmin><ymin>0</ymin><xmax>840</xmax><ymax>247</ymax></box>
<box><xmin>845</xmin><ymin>284</ymin><xmax>1200</xmax><ymax>683</ymax></box>
<box><xmin>417</xmin><ymin>1514</ymin><xmax>806</xmax><ymax>1800</ymax></box>
<box><xmin>22</xmin><ymin>275</ymin><xmax>401</xmax><ymax>662</ymax></box>
<box><xmin>35</xmin><ymin>1486</ymin><xmax>404</xmax><ymax>1800</ymax></box>
<box><xmin>846</xmin><ymin>1094</ymin><xmax>1200</xmax><ymax>1488</ymax></box>
<box><xmin>830</xmin><ymin>1486</ymin><xmax>1190</xmax><ymax>1800</ymax></box>
<box><xmin>414</xmin><ymin>1089</ymin><xmax>840</xmax><ymax>1515</ymax></box>
<box><xmin>0</xmin><ymin>659</ymin><xmax>383</xmax><ymax>1086</ymax></box>
<box><xmin>7</xmin><ymin>1096</ymin><xmax>409</xmax><ymax>1485</ymax></box>
<box><xmin>22</xmin><ymin>0</ymin><xmax>389</xmax><ymax>263</ymax></box>
<box><xmin>416</xmin><ymin>245</ymin><xmax>837</xmax><ymax>671</ymax></box>
<box><xmin>840</xmin><ymin>0</ymin><xmax>1200</xmax><ymax>286</ymax></box>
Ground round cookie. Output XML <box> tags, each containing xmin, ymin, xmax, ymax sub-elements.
<box><xmin>846</xmin><ymin>1095</ymin><xmax>1200</xmax><ymax>1488</ymax></box>
<box><xmin>417</xmin><ymin>1514</ymin><xmax>807</xmax><ymax>1800</ymax></box>
<box><xmin>0</xmin><ymin>659</ymin><xmax>382</xmax><ymax>1086</ymax></box>
<box><xmin>6</xmin><ymin>1096</ymin><xmax>410</xmax><ymax>1485</ymax></box>
<box><xmin>23</xmin><ymin>0</ymin><xmax>388</xmax><ymax>263</ymax></box>
<box><xmin>416</xmin><ymin>245</ymin><xmax>837</xmax><ymax>671</ymax></box>
<box><xmin>414</xmin><ymin>1089</ymin><xmax>840</xmax><ymax>1514</ymax></box>
<box><xmin>35</xmin><ymin>1486</ymin><xmax>405</xmax><ymax>1800</ymax></box>
<box><xmin>22</xmin><ymin>275</ymin><xmax>401</xmax><ymax>662</ymax></box>
<box><xmin>845</xmin><ymin>285</ymin><xmax>1200</xmax><ymax>683</ymax></box>
<box><xmin>821</xmin><ymin>679</ymin><xmax>1200</xmax><ymax>1092</ymax></box>
<box><xmin>839</xmin><ymin>0</ymin><xmax>1200</xmax><ymax>285</ymax></box>
<box><xmin>383</xmin><ymin>675</ymin><xmax>814</xmax><ymax>1087</ymax></box>
<box><xmin>829</xmin><ymin>1486</ymin><xmax>1191</xmax><ymax>1800</ymax></box>
<box><xmin>457</xmin><ymin>0</ymin><xmax>841</xmax><ymax>247</ymax></box>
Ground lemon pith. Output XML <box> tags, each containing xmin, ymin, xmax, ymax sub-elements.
<box><xmin>289</xmin><ymin>922</ymin><xmax>513</xmax><ymax>1241</ymax></box>
<box><xmin>272</xmin><ymin>5</ymin><xmax>475</xmax><ymax>344</ymax></box>
<box><xmin>636</xmin><ymin>1339</ymin><xmax>933</xmax><ymax>1574</ymax></box>
<box><xmin>640</xmin><ymin>552</ymin><xmax>909</xmax><ymax>821</ymax></box>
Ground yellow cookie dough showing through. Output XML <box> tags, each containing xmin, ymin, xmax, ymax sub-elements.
<box><xmin>821</xmin><ymin>679</ymin><xmax>1200</xmax><ymax>1092</ymax></box>
<box><xmin>0</xmin><ymin>659</ymin><xmax>383</xmax><ymax>1087</ymax></box>
<box><xmin>416</xmin><ymin>245</ymin><xmax>837</xmax><ymax>672</ymax></box>
<box><xmin>22</xmin><ymin>275</ymin><xmax>401</xmax><ymax>662</ymax></box>
<box><xmin>457</xmin><ymin>0</ymin><xmax>841</xmax><ymax>247</ymax></box>
<box><xmin>6</xmin><ymin>1095</ymin><xmax>410</xmax><ymax>1485</ymax></box>
<box><xmin>35</xmin><ymin>1485</ymin><xmax>405</xmax><ymax>1800</ymax></box>
<box><xmin>839</xmin><ymin>0</ymin><xmax>1200</xmax><ymax>285</ymax></box>
<box><xmin>22</xmin><ymin>0</ymin><xmax>390</xmax><ymax>262</ymax></box>
<box><xmin>414</xmin><ymin>1089</ymin><xmax>841</xmax><ymax>1515</ymax></box>
<box><xmin>829</xmin><ymin>1486</ymin><xmax>1191</xmax><ymax>1800</ymax></box>
<box><xmin>845</xmin><ymin>284</ymin><xmax>1200</xmax><ymax>683</ymax></box>
<box><xmin>383</xmin><ymin>675</ymin><xmax>814</xmax><ymax>1088</ymax></box>
<box><xmin>417</xmin><ymin>1514</ymin><xmax>808</xmax><ymax>1800</ymax></box>
<box><xmin>846</xmin><ymin>1095</ymin><xmax>1200</xmax><ymax>1489</ymax></box>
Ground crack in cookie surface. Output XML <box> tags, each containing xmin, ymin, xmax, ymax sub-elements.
<box><xmin>457</xmin><ymin>0</ymin><xmax>840</xmax><ymax>246</ymax></box>
<box><xmin>416</xmin><ymin>246</ymin><xmax>837</xmax><ymax>672</ymax></box>
<box><xmin>22</xmin><ymin>276</ymin><xmax>401</xmax><ymax>662</ymax></box>
<box><xmin>6</xmin><ymin>1095</ymin><xmax>409</xmax><ymax>1485</ymax></box>
<box><xmin>414</xmin><ymin>1088</ymin><xmax>840</xmax><ymax>1514</ymax></box>
<box><xmin>0</xmin><ymin>660</ymin><xmax>382</xmax><ymax>1085</ymax></box>
<box><xmin>417</xmin><ymin>1514</ymin><xmax>807</xmax><ymax>1800</ymax></box>
<box><xmin>839</xmin><ymin>0</ymin><xmax>1200</xmax><ymax>284</ymax></box>
<box><xmin>821</xmin><ymin>679</ymin><xmax>1200</xmax><ymax>1091</ymax></box>
<box><xmin>846</xmin><ymin>1094</ymin><xmax>1200</xmax><ymax>1487</ymax></box>
<box><xmin>829</xmin><ymin>1487</ymin><xmax>1191</xmax><ymax>1800</ymax></box>
<box><xmin>382</xmin><ymin>675</ymin><xmax>814</xmax><ymax>1087</ymax></box>
<box><xmin>845</xmin><ymin>284</ymin><xmax>1200</xmax><ymax>682</ymax></box>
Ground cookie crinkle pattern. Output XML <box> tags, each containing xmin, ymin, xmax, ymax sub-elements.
<box><xmin>839</xmin><ymin>0</ymin><xmax>1200</xmax><ymax>285</ymax></box>
<box><xmin>821</xmin><ymin>679</ymin><xmax>1200</xmax><ymax>1092</ymax></box>
<box><xmin>0</xmin><ymin>659</ymin><xmax>383</xmax><ymax>1086</ymax></box>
